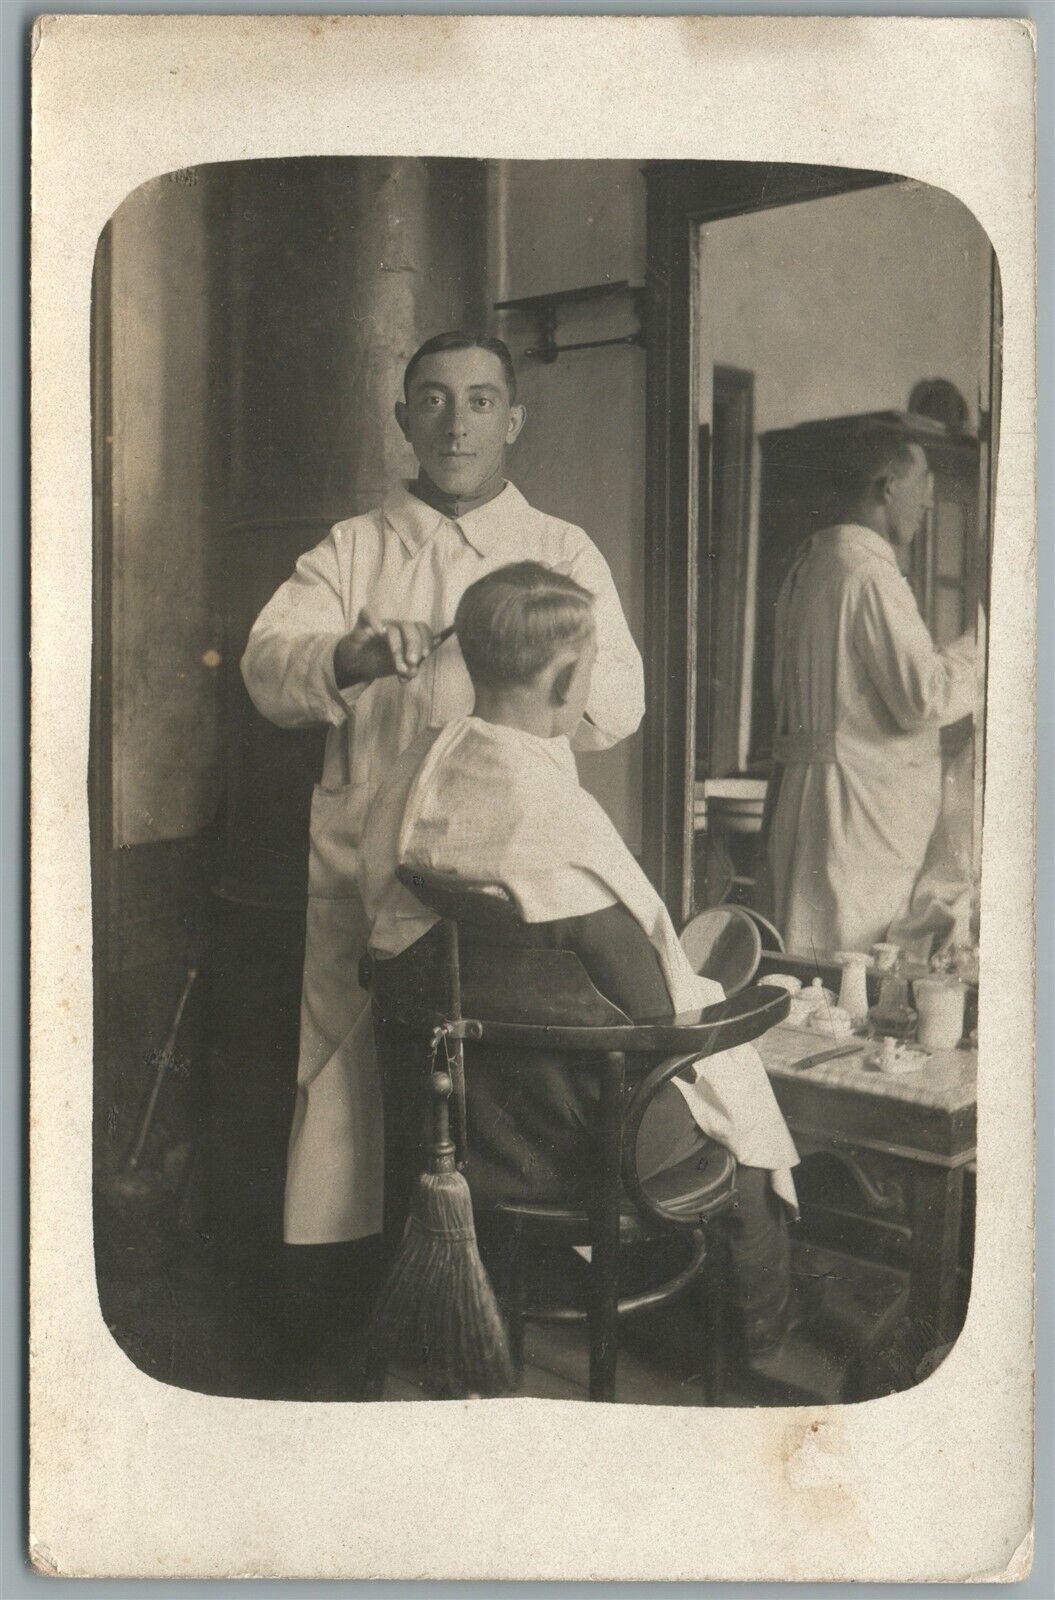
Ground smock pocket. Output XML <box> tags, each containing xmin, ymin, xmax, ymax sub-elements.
<box><xmin>307</xmin><ymin>781</ymin><xmax>371</xmax><ymax>901</ymax></box>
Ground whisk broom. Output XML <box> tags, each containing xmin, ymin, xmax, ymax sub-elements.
<box><xmin>364</xmin><ymin>1057</ymin><xmax>516</xmax><ymax>1398</ymax></box>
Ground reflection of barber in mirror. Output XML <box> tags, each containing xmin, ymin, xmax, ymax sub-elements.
<box><xmin>241</xmin><ymin>332</ymin><xmax>644</xmax><ymax>1249</ymax></box>
<box><xmin>757</xmin><ymin>424</ymin><xmax>979</xmax><ymax>960</ymax></box>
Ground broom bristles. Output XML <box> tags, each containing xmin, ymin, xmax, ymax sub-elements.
<box><xmin>367</xmin><ymin>1169</ymin><xmax>517</xmax><ymax>1398</ymax></box>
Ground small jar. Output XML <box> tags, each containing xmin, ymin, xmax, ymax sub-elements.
<box><xmin>868</xmin><ymin>1001</ymin><xmax>918</xmax><ymax>1041</ymax></box>
<box><xmin>835</xmin><ymin>952</ymin><xmax>871</xmax><ymax>1026</ymax></box>
<box><xmin>913</xmin><ymin>978</ymin><xmax>967</xmax><ymax>1051</ymax></box>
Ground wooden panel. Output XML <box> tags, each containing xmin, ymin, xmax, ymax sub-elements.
<box><xmin>642</xmin><ymin>167</ymin><xmax>698</xmax><ymax>923</ymax></box>
<box><xmin>771</xmin><ymin>1079</ymin><xmax>976</xmax><ymax>1164</ymax></box>
<box><xmin>934</xmin><ymin>500</ymin><xmax>967</xmax><ymax>580</ymax></box>
<box><xmin>700</xmin><ymin>367</ymin><xmax>755</xmax><ymax>779</ymax></box>
<box><xmin>108</xmin><ymin>171</ymin><xmax>227</xmax><ymax>848</ymax></box>
<box><xmin>645</xmin><ymin>161</ymin><xmax>898</xmax><ymax>230</ymax></box>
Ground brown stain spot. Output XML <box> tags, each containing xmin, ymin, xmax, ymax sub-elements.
<box><xmin>201</xmin><ymin>649</ymin><xmax>222</xmax><ymax>670</ymax></box>
<box><xmin>778</xmin><ymin>1418</ymin><xmax>861</xmax><ymax>1528</ymax></box>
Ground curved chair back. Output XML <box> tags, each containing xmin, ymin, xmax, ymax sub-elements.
<box><xmin>381</xmin><ymin>866</ymin><xmax>630</xmax><ymax>1030</ymax></box>
<box><xmin>395</xmin><ymin>865</ymin><xmax>523</xmax><ymax>930</ymax></box>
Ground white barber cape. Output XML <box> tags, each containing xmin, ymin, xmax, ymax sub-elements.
<box><xmin>361</xmin><ymin>718</ymin><xmax>800</xmax><ymax>1211</ymax></box>
<box><xmin>764</xmin><ymin>525</ymin><xmax>976</xmax><ymax>958</ymax></box>
<box><xmin>241</xmin><ymin>481</ymin><xmax>644</xmax><ymax>1244</ymax></box>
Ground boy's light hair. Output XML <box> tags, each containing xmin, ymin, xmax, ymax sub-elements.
<box><xmin>455</xmin><ymin>562</ymin><xmax>595</xmax><ymax>688</ymax></box>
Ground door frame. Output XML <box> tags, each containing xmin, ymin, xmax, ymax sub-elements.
<box><xmin>700</xmin><ymin>363</ymin><xmax>756</xmax><ymax>782</ymax></box>
<box><xmin>641</xmin><ymin>161</ymin><xmax>900</xmax><ymax>923</ymax></box>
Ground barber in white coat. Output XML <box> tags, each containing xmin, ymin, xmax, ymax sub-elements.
<box><xmin>241</xmin><ymin>332</ymin><xmax>644</xmax><ymax>1245</ymax></box>
<box><xmin>763</xmin><ymin>425</ymin><xmax>977</xmax><ymax>959</ymax></box>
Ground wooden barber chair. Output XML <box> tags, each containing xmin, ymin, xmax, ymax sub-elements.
<box><xmin>364</xmin><ymin>867</ymin><xmax>790</xmax><ymax>1402</ymax></box>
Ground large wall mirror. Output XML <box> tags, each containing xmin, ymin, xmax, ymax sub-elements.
<box><xmin>643</xmin><ymin>163</ymin><xmax>997</xmax><ymax>977</ymax></box>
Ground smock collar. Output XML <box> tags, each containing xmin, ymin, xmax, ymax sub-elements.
<box><xmin>821</xmin><ymin>523</ymin><xmax>900</xmax><ymax>568</ymax></box>
<box><xmin>382</xmin><ymin>479</ymin><xmax>528</xmax><ymax>557</ymax></box>
<box><xmin>465</xmin><ymin>715</ymin><xmax>577</xmax><ymax>775</ymax></box>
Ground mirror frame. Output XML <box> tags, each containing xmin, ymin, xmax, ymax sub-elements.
<box><xmin>641</xmin><ymin>160</ymin><xmax>921</xmax><ymax>925</ymax></box>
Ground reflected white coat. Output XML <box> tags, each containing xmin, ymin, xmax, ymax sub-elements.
<box><xmin>765</xmin><ymin>524</ymin><xmax>976</xmax><ymax>959</ymax></box>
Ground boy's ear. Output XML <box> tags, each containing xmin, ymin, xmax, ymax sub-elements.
<box><xmin>551</xmin><ymin>656</ymin><xmax>577</xmax><ymax>705</ymax></box>
<box><xmin>395</xmin><ymin>400</ymin><xmax>410</xmax><ymax>440</ymax></box>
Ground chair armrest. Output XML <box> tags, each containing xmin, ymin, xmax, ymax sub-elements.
<box><xmin>621</xmin><ymin>1052</ymin><xmax>740</xmax><ymax>1230</ymax></box>
<box><xmin>470</xmin><ymin>984</ymin><xmax>790</xmax><ymax>1057</ymax></box>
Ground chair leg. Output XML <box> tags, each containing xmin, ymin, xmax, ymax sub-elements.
<box><xmin>588</xmin><ymin>1251</ymin><xmax>619</xmax><ymax>1402</ymax></box>
<box><xmin>699</xmin><ymin>1232</ymin><xmax>731</xmax><ymax>1406</ymax></box>
<box><xmin>500</xmin><ymin>1219</ymin><xmax>526</xmax><ymax>1378</ymax></box>
<box><xmin>589</xmin><ymin>1053</ymin><xmax>625</xmax><ymax>1402</ymax></box>
<box><xmin>507</xmin><ymin>1251</ymin><xmax>526</xmax><ymax>1378</ymax></box>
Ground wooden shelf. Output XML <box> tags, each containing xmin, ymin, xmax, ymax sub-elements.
<box><xmin>494</xmin><ymin>279</ymin><xmax>646</xmax><ymax>364</ymax></box>
<box><xmin>493</xmin><ymin>278</ymin><xmax>639</xmax><ymax>313</ymax></box>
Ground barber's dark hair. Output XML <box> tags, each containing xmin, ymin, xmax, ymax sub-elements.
<box><xmin>455</xmin><ymin>561</ymin><xmax>595</xmax><ymax>688</ymax></box>
<box><xmin>831</xmin><ymin>424</ymin><xmax>922</xmax><ymax>507</ymax></box>
<box><xmin>403</xmin><ymin>331</ymin><xmax>518</xmax><ymax>403</ymax></box>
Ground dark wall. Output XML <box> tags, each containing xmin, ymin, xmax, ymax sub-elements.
<box><xmin>93</xmin><ymin>158</ymin><xmax>488</xmax><ymax>1174</ymax></box>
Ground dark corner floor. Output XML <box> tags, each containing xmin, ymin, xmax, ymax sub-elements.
<box><xmin>94</xmin><ymin>886</ymin><xmax>951</xmax><ymax>1406</ymax></box>
<box><xmin>95</xmin><ymin>1157</ymin><xmax>937</xmax><ymax>1408</ymax></box>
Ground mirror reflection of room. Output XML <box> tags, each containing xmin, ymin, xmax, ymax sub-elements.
<box><xmin>694</xmin><ymin>184</ymin><xmax>992</xmax><ymax>982</ymax></box>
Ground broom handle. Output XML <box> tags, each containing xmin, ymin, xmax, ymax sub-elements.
<box><xmin>442</xmin><ymin>920</ymin><xmax>469</xmax><ymax>1167</ymax></box>
<box><xmin>428</xmin><ymin>1070</ymin><xmax>458</xmax><ymax>1176</ymax></box>
<box><xmin>127</xmin><ymin>964</ymin><xmax>198</xmax><ymax>1172</ymax></box>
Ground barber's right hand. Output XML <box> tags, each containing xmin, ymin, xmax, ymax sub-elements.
<box><xmin>335</xmin><ymin>607</ymin><xmax>438</xmax><ymax>686</ymax></box>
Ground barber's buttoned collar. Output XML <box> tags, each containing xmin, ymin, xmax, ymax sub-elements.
<box><xmin>383</xmin><ymin>480</ymin><xmax>529</xmax><ymax>557</ymax></box>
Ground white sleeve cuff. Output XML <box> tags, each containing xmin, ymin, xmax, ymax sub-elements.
<box><xmin>316</xmin><ymin>638</ymin><xmax>368</xmax><ymax>725</ymax></box>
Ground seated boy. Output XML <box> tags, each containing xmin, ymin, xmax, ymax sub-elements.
<box><xmin>359</xmin><ymin>561</ymin><xmax>802</xmax><ymax>1357</ymax></box>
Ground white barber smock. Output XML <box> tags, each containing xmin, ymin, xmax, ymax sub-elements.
<box><xmin>764</xmin><ymin>524</ymin><xmax>976</xmax><ymax>959</ymax></box>
<box><xmin>241</xmin><ymin>481</ymin><xmax>645</xmax><ymax>1243</ymax></box>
